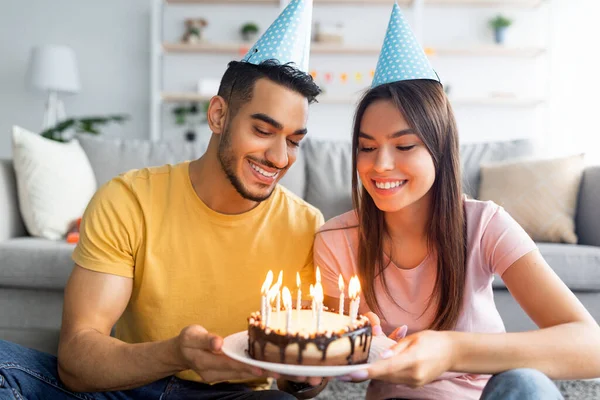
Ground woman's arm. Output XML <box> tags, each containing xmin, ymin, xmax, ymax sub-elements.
<box><xmin>359</xmin><ymin>250</ymin><xmax>600</xmax><ymax>386</ymax></box>
<box><xmin>449</xmin><ymin>249</ymin><xmax>600</xmax><ymax>379</ymax></box>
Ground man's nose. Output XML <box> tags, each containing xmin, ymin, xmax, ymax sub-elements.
<box><xmin>266</xmin><ymin>137</ymin><xmax>289</xmax><ymax>169</ymax></box>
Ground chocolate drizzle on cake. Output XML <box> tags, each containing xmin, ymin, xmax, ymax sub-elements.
<box><xmin>247</xmin><ymin>308</ymin><xmax>372</xmax><ymax>366</ymax></box>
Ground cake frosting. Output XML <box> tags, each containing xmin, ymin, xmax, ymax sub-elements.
<box><xmin>247</xmin><ymin>308</ymin><xmax>372</xmax><ymax>365</ymax></box>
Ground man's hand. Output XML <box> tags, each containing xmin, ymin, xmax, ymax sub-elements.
<box><xmin>177</xmin><ymin>325</ymin><xmax>265</xmax><ymax>383</ymax></box>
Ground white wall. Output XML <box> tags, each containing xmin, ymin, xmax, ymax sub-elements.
<box><xmin>547</xmin><ymin>0</ymin><xmax>600</xmax><ymax>163</ymax></box>
<box><xmin>0</xmin><ymin>0</ymin><xmax>598</xmax><ymax>162</ymax></box>
<box><xmin>0</xmin><ymin>0</ymin><xmax>151</xmax><ymax>159</ymax></box>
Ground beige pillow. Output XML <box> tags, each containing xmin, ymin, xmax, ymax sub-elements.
<box><xmin>478</xmin><ymin>153</ymin><xmax>585</xmax><ymax>244</ymax></box>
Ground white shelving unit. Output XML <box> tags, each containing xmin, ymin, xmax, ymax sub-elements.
<box><xmin>151</xmin><ymin>0</ymin><xmax>550</xmax><ymax>141</ymax></box>
<box><xmin>162</xmin><ymin>42</ymin><xmax>546</xmax><ymax>57</ymax></box>
<box><xmin>165</xmin><ymin>0</ymin><xmax>542</xmax><ymax>7</ymax></box>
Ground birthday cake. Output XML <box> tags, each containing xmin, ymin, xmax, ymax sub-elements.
<box><xmin>247</xmin><ymin>308</ymin><xmax>372</xmax><ymax>366</ymax></box>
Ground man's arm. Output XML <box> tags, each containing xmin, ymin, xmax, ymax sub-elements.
<box><xmin>57</xmin><ymin>265</ymin><xmax>262</xmax><ymax>393</ymax></box>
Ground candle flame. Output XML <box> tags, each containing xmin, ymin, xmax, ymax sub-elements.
<box><xmin>338</xmin><ymin>274</ymin><xmax>345</xmax><ymax>292</ymax></box>
<box><xmin>296</xmin><ymin>272</ymin><xmax>301</xmax><ymax>288</ymax></box>
<box><xmin>349</xmin><ymin>276</ymin><xmax>361</xmax><ymax>300</ymax></box>
<box><xmin>267</xmin><ymin>284</ymin><xmax>279</xmax><ymax>304</ymax></box>
<box><xmin>277</xmin><ymin>270</ymin><xmax>283</xmax><ymax>287</ymax></box>
<box><xmin>316</xmin><ymin>266</ymin><xmax>321</xmax><ymax>283</ymax></box>
<box><xmin>261</xmin><ymin>270</ymin><xmax>273</xmax><ymax>295</ymax></box>
<box><xmin>282</xmin><ymin>286</ymin><xmax>292</xmax><ymax>309</ymax></box>
<box><xmin>313</xmin><ymin>282</ymin><xmax>324</xmax><ymax>303</ymax></box>
<box><xmin>309</xmin><ymin>284</ymin><xmax>314</xmax><ymax>297</ymax></box>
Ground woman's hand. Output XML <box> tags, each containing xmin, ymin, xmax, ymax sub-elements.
<box><xmin>345</xmin><ymin>330</ymin><xmax>457</xmax><ymax>388</ymax></box>
<box><xmin>365</xmin><ymin>311</ymin><xmax>408</xmax><ymax>341</ymax></box>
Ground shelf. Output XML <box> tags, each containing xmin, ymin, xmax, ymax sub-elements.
<box><xmin>427</xmin><ymin>46</ymin><xmax>546</xmax><ymax>57</ymax></box>
<box><xmin>161</xmin><ymin>92</ymin><xmax>544</xmax><ymax>107</ymax></box>
<box><xmin>163</xmin><ymin>42</ymin><xmax>546</xmax><ymax>57</ymax></box>
<box><xmin>165</xmin><ymin>0</ymin><xmax>541</xmax><ymax>6</ymax></box>
<box><xmin>166</xmin><ymin>0</ymin><xmax>412</xmax><ymax>4</ymax></box>
<box><xmin>162</xmin><ymin>42</ymin><xmax>383</xmax><ymax>55</ymax></box>
<box><xmin>426</xmin><ymin>0</ymin><xmax>543</xmax><ymax>7</ymax></box>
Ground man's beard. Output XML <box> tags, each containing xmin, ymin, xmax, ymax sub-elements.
<box><xmin>217</xmin><ymin>127</ymin><xmax>281</xmax><ymax>202</ymax></box>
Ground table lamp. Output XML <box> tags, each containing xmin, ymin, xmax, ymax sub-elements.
<box><xmin>26</xmin><ymin>45</ymin><xmax>81</xmax><ymax>129</ymax></box>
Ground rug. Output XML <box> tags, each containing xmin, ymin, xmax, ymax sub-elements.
<box><xmin>315</xmin><ymin>379</ymin><xmax>600</xmax><ymax>399</ymax></box>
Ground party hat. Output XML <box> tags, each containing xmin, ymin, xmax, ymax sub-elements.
<box><xmin>242</xmin><ymin>0</ymin><xmax>313</xmax><ymax>73</ymax></box>
<box><xmin>372</xmin><ymin>2</ymin><xmax>439</xmax><ymax>88</ymax></box>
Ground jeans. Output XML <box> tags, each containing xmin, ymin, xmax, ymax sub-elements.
<box><xmin>480</xmin><ymin>368</ymin><xmax>564</xmax><ymax>400</ymax></box>
<box><xmin>0</xmin><ymin>340</ymin><xmax>295</xmax><ymax>400</ymax></box>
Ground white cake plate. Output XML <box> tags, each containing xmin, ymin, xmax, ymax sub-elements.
<box><xmin>222</xmin><ymin>331</ymin><xmax>396</xmax><ymax>377</ymax></box>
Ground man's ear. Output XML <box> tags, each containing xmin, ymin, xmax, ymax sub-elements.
<box><xmin>207</xmin><ymin>96</ymin><xmax>228</xmax><ymax>135</ymax></box>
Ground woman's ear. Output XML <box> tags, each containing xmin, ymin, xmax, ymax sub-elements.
<box><xmin>207</xmin><ymin>96</ymin><xmax>228</xmax><ymax>135</ymax></box>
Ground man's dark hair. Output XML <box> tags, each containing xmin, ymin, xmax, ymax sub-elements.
<box><xmin>217</xmin><ymin>59</ymin><xmax>321</xmax><ymax>117</ymax></box>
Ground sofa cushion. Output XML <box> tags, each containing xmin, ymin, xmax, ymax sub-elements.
<box><xmin>576</xmin><ymin>165</ymin><xmax>600</xmax><ymax>247</ymax></box>
<box><xmin>78</xmin><ymin>135</ymin><xmax>210</xmax><ymax>186</ymax></box>
<box><xmin>0</xmin><ymin>159</ymin><xmax>26</xmax><ymax>241</ymax></box>
<box><xmin>0</xmin><ymin>237</ymin><xmax>75</xmax><ymax>290</ymax></box>
<box><xmin>77</xmin><ymin>134</ymin><xmax>306</xmax><ymax>198</ymax></box>
<box><xmin>478</xmin><ymin>154</ymin><xmax>585</xmax><ymax>244</ymax></box>
<box><xmin>12</xmin><ymin>126</ymin><xmax>97</xmax><ymax>240</ymax></box>
<box><xmin>460</xmin><ymin>139</ymin><xmax>533</xmax><ymax>199</ymax></box>
<box><xmin>493</xmin><ymin>243</ymin><xmax>600</xmax><ymax>291</ymax></box>
<box><xmin>303</xmin><ymin>138</ymin><xmax>353</xmax><ymax>221</ymax></box>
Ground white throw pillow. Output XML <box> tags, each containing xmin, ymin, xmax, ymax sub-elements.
<box><xmin>12</xmin><ymin>126</ymin><xmax>97</xmax><ymax>240</ymax></box>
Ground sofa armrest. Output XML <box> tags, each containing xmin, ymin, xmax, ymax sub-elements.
<box><xmin>0</xmin><ymin>159</ymin><xmax>26</xmax><ymax>241</ymax></box>
<box><xmin>576</xmin><ymin>165</ymin><xmax>600</xmax><ymax>246</ymax></box>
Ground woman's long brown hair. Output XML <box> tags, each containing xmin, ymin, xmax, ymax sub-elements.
<box><xmin>352</xmin><ymin>80</ymin><xmax>467</xmax><ymax>331</ymax></box>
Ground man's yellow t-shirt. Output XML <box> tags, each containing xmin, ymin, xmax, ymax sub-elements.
<box><xmin>72</xmin><ymin>161</ymin><xmax>324</xmax><ymax>383</ymax></box>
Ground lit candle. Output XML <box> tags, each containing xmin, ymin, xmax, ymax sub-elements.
<box><xmin>261</xmin><ymin>271</ymin><xmax>273</xmax><ymax>326</ymax></box>
<box><xmin>296</xmin><ymin>272</ymin><xmax>302</xmax><ymax>312</ymax></box>
<box><xmin>282</xmin><ymin>286</ymin><xmax>292</xmax><ymax>334</ymax></box>
<box><xmin>349</xmin><ymin>276</ymin><xmax>360</xmax><ymax>324</ymax></box>
<box><xmin>316</xmin><ymin>266</ymin><xmax>321</xmax><ymax>283</ymax></box>
<box><xmin>275</xmin><ymin>270</ymin><xmax>283</xmax><ymax>314</ymax></box>
<box><xmin>265</xmin><ymin>285</ymin><xmax>278</xmax><ymax>329</ymax></box>
<box><xmin>309</xmin><ymin>284</ymin><xmax>315</xmax><ymax>319</ymax></box>
<box><xmin>338</xmin><ymin>274</ymin><xmax>345</xmax><ymax>316</ymax></box>
<box><xmin>355</xmin><ymin>277</ymin><xmax>362</xmax><ymax>318</ymax></box>
<box><xmin>314</xmin><ymin>282</ymin><xmax>324</xmax><ymax>333</ymax></box>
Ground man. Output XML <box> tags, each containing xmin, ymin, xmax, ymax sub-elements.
<box><xmin>0</xmin><ymin>1</ymin><xmax>327</xmax><ymax>398</ymax></box>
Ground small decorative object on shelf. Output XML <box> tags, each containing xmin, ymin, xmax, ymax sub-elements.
<box><xmin>182</xmin><ymin>18</ymin><xmax>208</xmax><ymax>44</ymax></box>
<box><xmin>172</xmin><ymin>102</ymin><xmax>209</xmax><ymax>142</ymax></box>
<box><xmin>240</xmin><ymin>22</ymin><xmax>260</xmax><ymax>42</ymax></box>
<box><xmin>313</xmin><ymin>21</ymin><xmax>344</xmax><ymax>44</ymax></box>
<box><xmin>489</xmin><ymin>14</ymin><xmax>513</xmax><ymax>45</ymax></box>
<box><xmin>40</xmin><ymin>115</ymin><xmax>129</xmax><ymax>143</ymax></box>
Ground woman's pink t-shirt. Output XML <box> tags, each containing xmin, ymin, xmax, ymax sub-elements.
<box><xmin>314</xmin><ymin>198</ymin><xmax>537</xmax><ymax>400</ymax></box>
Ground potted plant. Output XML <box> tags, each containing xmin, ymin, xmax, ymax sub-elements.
<box><xmin>241</xmin><ymin>22</ymin><xmax>260</xmax><ymax>42</ymax></box>
<box><xmin>40</xmin><ymin>114</ymin><xmax>129</xmax><ymax>142</ymax></box>
<box><xmin>172</xmin><ymin>102</ymin><xmax>209</xmax><ymax>142</ymax></box>
<box><xmin>489</xmin><ymin>15</ymin><xmax>513</xmax><ymax>45</ymax></box>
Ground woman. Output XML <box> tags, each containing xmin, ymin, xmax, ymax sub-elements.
<box><xmin>314</xmin><ymin>78</ymin><xmax>600</xmax><ymax>400</ymax></box>
<box><xmin>314</xmin><ymin>5</ymin><xmax>600</xmax><ymax>399</ymax></box>
<box><xmin>315</xmin><ymin>77</ymin><xmax>600</xmax><ymax>400</ymax></box>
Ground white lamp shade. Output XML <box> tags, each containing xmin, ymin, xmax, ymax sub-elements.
<box><xmin>27</xmin><ymin>45</ymin><xmax>80</xmax><ymax>94</ymax></box>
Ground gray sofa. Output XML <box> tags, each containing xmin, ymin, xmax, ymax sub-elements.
<box><xmin>1</xmin><ymin>135</ymin><xmax>600</xmax><ymax>398</ymax></box>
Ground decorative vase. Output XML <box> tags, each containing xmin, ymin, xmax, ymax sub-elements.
<box><xmin>494</xmin><ymin>27</ymin><xmax>507</xmax><ymax>45</ymax></box>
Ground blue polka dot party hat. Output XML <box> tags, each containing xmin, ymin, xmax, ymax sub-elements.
<box><xmin>242</xmin><ymin>0</ymin><xmax>313</xmax><ymax>73</ymax></box>
<box><xmin>372</xmin><ymin>2</ymin><xmax>439</xmax><ymax>88</ymax></box>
